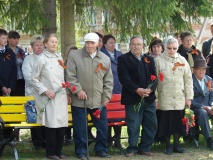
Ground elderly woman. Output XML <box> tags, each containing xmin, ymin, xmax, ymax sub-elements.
<box><xmin>32</xmin><ymin>33</ymin><xmax>70</xmax><ymax>160</ymax></box>
<box><xmin>155</xmin><ymin>36</ymin><xmax>193</xmax><ymax>155</ymax></box>
<box><xmin>147</xmin><ymin>37</ymin><xmax>164</xmax><ymax>58</ymax></box>
<box><xmin>22</xmin><ymin>35</ymin><xmax>46</xmax><ymax>150</ymax></box>
<box><xmin>177</xmin><ymin>31</ymin><xmax>204</xmax><ymax>69</ymax></box>
<box><xmin>100</xmin><ymin>34</ymin><xmax>122</xmax><ymax>147</ymax></box>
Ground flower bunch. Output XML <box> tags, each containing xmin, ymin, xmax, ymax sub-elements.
<box><xmin>182</xmin><ymin>107</ymin><xmax>195</xmax><ymax>134</ymax></box>
<box><xmin>37</xmin><ymin>82</ymin><xmax>74</xmax><ymax>117</ymax></box>
<box><xmin>93</xmin><ymin>104</ymin><xmax>105</xmax><ymax>119</ymax></box>
<box><xmin>134</xmin><ymin>72</ymin><xmax>164</xmax><ymax>112</ymax></box>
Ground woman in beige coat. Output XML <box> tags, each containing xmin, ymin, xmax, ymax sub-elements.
<box><xmin>32</xmin><ymin>34</ymin><xmax>70</xmax><ymax>160</ymax></box>
<box><xmin>155</xmin><ymin>36</ymin><xmax>193</xmax><ymax>155</ymax></box>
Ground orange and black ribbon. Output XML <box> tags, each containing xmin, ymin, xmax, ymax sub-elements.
<box><xmin>96</xmin><ymin>63</ymin><xmax>107</xmax><ymax>73</ymax></box>
<box><xmin>206</xmin><ymin>81</ymin><xmax>212</xmax><ymax>91</ymax></box>
<box><xmin>172</xmin><ymin>62</ymin><xmax>185</xmax><ymax>71</ymax></box>
<box><xmin>58</xmin><ymin>59</ymin><xmax>67</xmax><ymax>69</ymax></box>
<box><xmin>144</xmin><ymin>57</ymin><xmax>150</xmax><ymax>63</ymax></box>
<box><xmin>191</xmin><ymin>49</ymin><xmax>199</xmax><ymax>55</ymax></box>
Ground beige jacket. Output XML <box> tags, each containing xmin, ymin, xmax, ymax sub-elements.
<box><xmin>32</xmin><ymin>49</ymin><xmax>68</xmax><ymax>128</ymax></box>
<box><xmin>66</xmin><ymin>47</ymin><xmax>113</xmax><ymax>108</ymax></box>
<box><xmin>155</xmin><ymin>52</ymin><xmax>194</xmax><ymax>110</ymax></box>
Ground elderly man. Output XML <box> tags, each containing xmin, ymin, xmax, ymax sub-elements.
<box><xmin>117</xmin><ymin>36</ymin><xmax>157</xmax><ymax>157</ymax></box>
<box><xmin>66</xmin><ymin>32</ymin><xmax>113</xmax><ymax>159</ymax></box>
<box><xmin>191</xmin><ymin>59</ymin><xmax>213</xmax><ymax>150</ymax></box>
<box><xmin>202</xmin><ymin>23</ymin><xmax>213</xmax><ymax>58</ymax></box>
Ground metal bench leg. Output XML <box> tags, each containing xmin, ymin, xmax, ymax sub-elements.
<box><xmin>8</xmin><ymin>138</ymin><xmax>18</xmax><ymax>160</ymax></box>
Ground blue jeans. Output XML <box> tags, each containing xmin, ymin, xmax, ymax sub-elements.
<box><xmin>125</xmin><ymin>102</ymin><xmax>157</xmax><ymax>153</ymax></box>
<box><xmin>72</xmin><ymin>106</ymin><xmax>108</xmax><ymax>156</ymax></box>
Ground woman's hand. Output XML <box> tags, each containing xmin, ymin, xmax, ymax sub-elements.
<box><xmin>44</xmin><ymin>90</ymin><xmax>56</xmax><ymax>99</ymax></box>
<box><xmin>185</xmin><ymin>99</ymin><xmax>191</xmax><ymax>108</ymax></box>
<box><xmin>67</xmin><ymin>94</ymin><xmax>71</xmax><ymax>104</ymax></box>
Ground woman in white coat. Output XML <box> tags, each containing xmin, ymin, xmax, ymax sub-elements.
<box><xmin>32</xmin><ymin>33</ymin><xmax>70</xmax><ymax>160</ymax></box>
<box><xmin>22</xmin><ymin>35</ymin><xmax>46</xmax><ymax>150</ymax></box>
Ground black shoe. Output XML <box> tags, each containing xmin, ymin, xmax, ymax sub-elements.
<box><xmin>77</xmin><ymin>154</ymin><xmax>87</xmax><ymax>160</ymax></box>
<box><xmin>207</xmin><ymin>137</ymin><xmax>213</xmax><ymax>150</ymax></box>
<box><xmin>173</xmin><ymin>147</ymin><xmax>185</xmax><ymax>153</ymax></box>
<box><xmin>165</xmin><ymin>147</ymin><xmax>172</xmax><ymax>155</ymax></box>
<box><xmin>95</xmin><ymin>151</ymin><xmax>111</xmax><ymax>158</ymax></box>
<box><xmin>46</xmin><ymin>155</ymin><xmax>59</xmax><ymax>160</ymax></box>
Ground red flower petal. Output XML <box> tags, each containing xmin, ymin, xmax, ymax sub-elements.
<box><xmin>159</xmin><ymin>72</ymin><xmax>164</xmax><ymax>81</ymax></box>
<box><xmin>72</xmin><ymin>86</ymin><xmax>76</xmax><ymax>92</ymax></box>
<box><xmin>62</xmin><ymin>83</ymin><xmax>66</xmax><ymax>88</ymax></box>
<box><xmin>150</xmin><ymin>75</ymin><xmax>157</xmax><ymax>81</ymax></box>
<box><xmin>65</xmin><ymin>82</ymin><xmax>70</xmax><ymax>88</ymax></box>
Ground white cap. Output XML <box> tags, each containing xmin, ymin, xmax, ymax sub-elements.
<box><xmin>84</xmin><ymin>33</ymin><xmax>99</xmax><ymax>42</ymax></box>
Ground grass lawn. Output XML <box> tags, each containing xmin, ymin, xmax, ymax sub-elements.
<box><xmin>2</xmin><ymin>127</ymin><xmax>213</xmax><ymax>160</ymax></box>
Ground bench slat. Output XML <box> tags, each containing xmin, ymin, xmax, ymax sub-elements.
<box><xmin>107</xmin><ymin>111</ymin><xmax>125</xmax><ymax>119</ymax></box>
<box><xmin>0</xmin><ymin>96</ymin><xmax>34</xmax><ymax>104</ymax></box>
<box><xmin>0</xmin><ymin>106</ymin><xmax>25</xmax><ymax>113</ymax></box>
<box><xmin>106</xmin><ymin>103</ymin><xmax>125</xmax><ymax>111</ymax></box>
<box><xmin>1</xmin><ymin>114</ymin><xmax>26</xmax><ymax>122</ymax></box>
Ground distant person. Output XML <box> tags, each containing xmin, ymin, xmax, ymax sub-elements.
<box><xmin>177</xmin><ymin>31</ymin><xmax>204</xmax><ymax>69</ymax></box>
<box><xmin>8</xmin><ymin>30</ymin><xmax>26</xmax><ymax>96</ymax></box>
<box><xmin>32</xmin><ymin>33</ymin><xmax>70</xmax><ymax>159</ymax></box>
<box><xmin>0</xmin><ymin>29</ymin><xmax>17</xmax><ymax>139</ymax></box>
<box><xmin>22</xmin><ymin>35</ymin><xmax>46</xmax><ymax>150</ymax></box>
<box><xmin>147</xmin><ymin>37</ymin><xmax>164</xmax><ymax>58</ymax></box>
<box><xmin>101</xmin><ymin>34</ymin><xmax>122</xmax><ymax>147</ymax></box>
<box><xmin>95</xmin><ymin>32</ymin><xmax>103</xmax><ymax>50</ymax></box>
<box><xmin>202</xmin><ymin>23</ymin><xmax>213</xmax><ymax>58</ymax></box>
<box><xmin>174</xmin><ymin>32</ymin><xmax>182</xmax><ymax>46</ymax></box>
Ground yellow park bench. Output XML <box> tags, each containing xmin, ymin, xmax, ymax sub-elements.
<box><xmin>0</xmin><ymin>96</ymin><xmax>94</xmax><ymax>160</ymax></box>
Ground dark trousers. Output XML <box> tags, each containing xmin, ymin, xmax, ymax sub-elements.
<box><xmin>192</xmin><ymin>109</ymin><xmax>211</xmax><ymax>139</ymax></box>
<box><xmin>31</xmin><ymin>127</ymin><xmax>46</xmax><ymax>148</ymax></box>
<box><xmin>107</xmin><ymin>126</ymin><xmax>121</xmax><ymax>145</ymax></box>
<box><xmin>45</xmin><ymin>127</ymin><xmax>66</xmax><ymax>156</ymax></box>
<box><xmin>10</xmin><ymin>79</ymin><xmax>25</xmax><ymax>96</ymax></box>
<box><xmin>125</xmin><ymin>102</ymin><xmax>157</xmax><ymax>153</ymax></box>
<box><xmin>65</xmin><ymin>127</ymin><xmax>72</xmax><ymax>139</ymax></box>
<box><xmin>72</xmin><ymin>106</ymin><xmax>108</xmax><ymax>156</ymax></box>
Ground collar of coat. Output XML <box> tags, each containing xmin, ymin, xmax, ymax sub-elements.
<box><xmin>82</xmin><ymin>47</ymin><xmax>101</xmax><ymax>58</ymax></box>
<box><xmin>43</xmin><ymin>49</ymin><xmax>59</xmax><ymax>58</ymax></box>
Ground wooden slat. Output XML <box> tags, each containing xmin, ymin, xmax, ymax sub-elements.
<box><xmin>109</xmin><ymin>94</ymin><xmax>121</xmax><ymax>102</ymax></box>
<box><xmin>0</xmin><ymin>106</ymin><xmax>25</xmax><ymax>113</ymax></box>
<box><xmin>0</xmin><ymin>96</ymin><xmax>34</xmax><ymax>104</ymax></box>
<box><xmin>1</xmin><ymin>114</ymin><xmax>26</xmax><ymax>122</ymax></box>
<box><xmin>106</xmin><ymin>103</ymin><xmax>125</xmax><ymax>111</ymax></box>
<box><xmin>107</xmin><ymin>111</ymin><xmax>125</xmax><ymax>119</ymax></box>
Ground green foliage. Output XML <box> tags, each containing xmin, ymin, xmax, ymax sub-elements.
<box><xmin>0</xmin><ymin>0</ymin><xmax>212</xmax><ymax>43</ymax></box>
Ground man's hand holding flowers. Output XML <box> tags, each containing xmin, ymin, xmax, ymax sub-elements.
<box><xmin>203</xmin><ymin>106</ymin><xmax>213</xmax><ymax>115</ymax></box>
<box><xmin>136</xmin><ymin>88</ymin><xmax>152</xmax><ymax>98</ymax></box>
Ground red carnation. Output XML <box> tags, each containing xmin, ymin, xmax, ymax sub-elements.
<box><xmin>181</xmin><ymin>117</ymin><xmax>187</xmax><ymax>125</ymax></box>
<box><xmin>159</xmin><ymin>72</ymin><xmax>164</xmax><ymax>81</ymax></box>
<box><xmin>72</xmin><ymin>86</ymin><xmax>76</xmax><ymax>92</ymax></box>
<box><xmin>65</xmin><ymin>82</ymin><xmax>70</xmax><ymax>88</ymax></box>
<box><xmin>93</xmin><ymin>109</ymin><xmax>101</xmax><ymax>119</ymax></box>
<box><xmin>62</xmin><ymin>83</ymin><xmax>66</xmax><ymax>88</ymax></box>
<box><xmin>150</xmin><ymin>75</ymin><xmax>157</xmax><ymax>81</ymax></box>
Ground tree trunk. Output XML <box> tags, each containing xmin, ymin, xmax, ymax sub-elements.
<box><xmin>42</xmin><ymin>0</ymin><xmax>57</xmax><ymax>36</ymax></box>
<box><xmin>60</xmin><ymin>0</ymin><xmax>75</xmax><ymax>59</ymax></box>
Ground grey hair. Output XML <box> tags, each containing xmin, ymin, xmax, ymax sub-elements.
<box><xmin>164</xmin><ymin>36</ymin><xmax>178</xmax><ymax>51</ymax></box>
<box><xmin>130</xmin><ymin>36</ymin><xmax>143</xmax><ymax>43</ymax></box>
<box><xmin>30</xmin><ymin>35</ymin><xmax>44</xmax><ymax>47</ymax></box>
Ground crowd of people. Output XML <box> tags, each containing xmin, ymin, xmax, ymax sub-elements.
<box><xmin>0</xmin><ymin>22</ymin><xmax>213</xmax><ymax>159</ymax></box>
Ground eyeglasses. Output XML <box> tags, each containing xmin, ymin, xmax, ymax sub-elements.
<box><xmin>130</xmin><ymin>43</ymin><xmax>143</xmax><ymax>47</ymax></box>
<box><xmin>167</xmin><ymin>47</ymin><xmax>177</xmax><ymax>50</ymax></box>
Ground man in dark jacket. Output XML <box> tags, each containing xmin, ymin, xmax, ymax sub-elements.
<box><xmin>191</xmin><ymin>59</ymin><xmax>213</xmax><ymax>150</ymax></box>
<box><xmin>0</xmin><ymin>29</ymin><xmax>17</xmax><ymax>96</ymax></box>
<box><xmin>117</xmin><ymin>36</ymin><xmax>157</xmax><ymax>157</ymax></box>
<box><xmin>202</xmin><ymin>23</ymin><xmax>213</xmax><ymax>58</ymax></box>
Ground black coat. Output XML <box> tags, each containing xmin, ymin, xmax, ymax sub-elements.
<box><xmin>117</xmin><ymin>52</ymin><xmax>157</xmax><ymax>105</ymax></box>
<box><xmin>0</xmin><ymin>46</ymin><xmax>17</xmax><ymax>91</ymax></box>
<box><xmin>202</xmin><ymin>37</ymin><xmax>213</xmax><ymax>58</ymax></box>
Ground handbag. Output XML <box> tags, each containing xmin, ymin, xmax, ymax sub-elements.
<box><xmin>24</xmin><ymin>100</ymin><xmax>37</xmax><ymax>123</ymax></box>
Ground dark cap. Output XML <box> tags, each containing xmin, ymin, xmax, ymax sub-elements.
<box><xmin>192</xmin><ymin>59</ymin><xmax>209</xmax><ymax>68</ymax></box>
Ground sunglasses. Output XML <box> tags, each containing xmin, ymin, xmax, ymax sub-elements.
<box><xmin>167</xmin><ymin>47</ymin><xmax>177</xmax><ymax>50</ymax></box>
